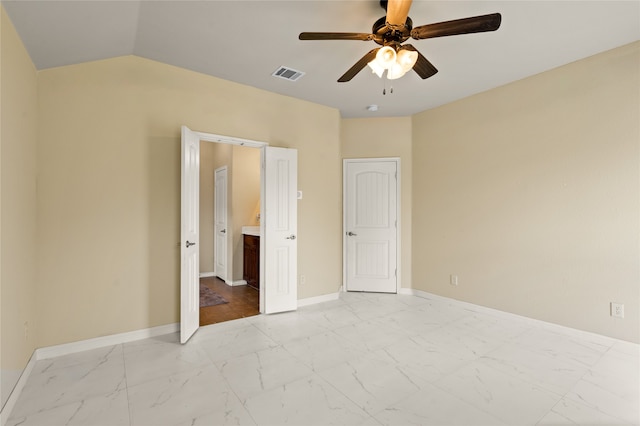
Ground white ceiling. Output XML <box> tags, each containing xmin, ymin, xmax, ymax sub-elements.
<box><xmin>4</xmin><ymin>0</ymin><xmax>639</xmax><ymax>118</ymax></box>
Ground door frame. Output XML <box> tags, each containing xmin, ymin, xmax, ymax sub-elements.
<box><xmin>342</xmin><ymin>157</ymin><xmax>401</xmax><ymax>293</ymax></box>
<box><xmin>189</xmin><ymin>130</ymin><xmax>268</xmax><ymax>312</ymax></box>
<box><xmin>184</xmin><ymin>129</ymin><xmax>299</xmax><ymax>319</ymax></box>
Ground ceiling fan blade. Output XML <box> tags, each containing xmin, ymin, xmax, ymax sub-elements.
<box><xmin>411</xmin><ymin>13</ymin><xmax>502</xmax><ymax>40</ymax></box>
<box><xmin>386</xmin><ymin>0</ymin><xmax>413</xmax><ymax>26</ymax></box>
<box><xmin>299</xmin><ymin>32</ymin><xmax>375</xmax><ymax>41</ymax></box>
<box><xmin>338</xmin><ymin>48</ymin><xmax>380</xmax><ymax>82</ymax></box>
<box><xmin>402</xmin><ymin>45</ymin><xmax>438</xmax><ymax>79</ymax></box>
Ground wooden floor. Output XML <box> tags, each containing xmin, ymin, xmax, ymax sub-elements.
<box><xmin>200</xmin><ymin>277</ymin><xmax>260</xmax><ymax>326</ymax></box>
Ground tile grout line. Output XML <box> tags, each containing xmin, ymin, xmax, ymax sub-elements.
<box><xmin>121</xmin><ymin>343</ymin><xmax>133</xmax><ymax>426</ymax></box>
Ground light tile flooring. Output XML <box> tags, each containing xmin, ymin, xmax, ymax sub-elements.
<box><xmin>7</xmin><ymin>292</ymin><xmax>639</xmax><ymax>425</ymax></box>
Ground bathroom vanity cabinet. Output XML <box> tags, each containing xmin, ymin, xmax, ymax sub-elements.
<box><xmin>243</xmin><ymin>234</ymin><xmax>260</xmax><ymax>290</ymax></box>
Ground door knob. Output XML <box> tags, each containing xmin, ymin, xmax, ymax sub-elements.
<box><xmin>186</xmin><ymin>240</ymin><xmax>196</xmax><ymax>248</ymax></box>
<box><xmin>286</xmin><ymin>234</ymin><xmax>296</xmax><ymax>240</ymax></box>
<box><xmin>347</xmin><ymin>231</ymin><xmax>357</xmax><ymax>236</ymax></box>
<box><xmin>221</xmin><ymin>229</ymin><xmax>226</xmax><ymax>233</ymax></box>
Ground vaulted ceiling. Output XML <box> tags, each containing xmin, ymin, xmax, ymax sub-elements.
<box><xmin>4</xmin><ymin>1</ymin><xmax>639</xmax><ymax>117</ymax></box>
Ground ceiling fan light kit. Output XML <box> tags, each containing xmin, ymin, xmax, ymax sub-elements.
<box><xmin>298</xmin><ymin>0</ymin><xmax>501</xmax><ymax>83</ymax></box>
<box><xmin>366</xmin><ymin>45</ymin><xmax>418</xmax><ymax>80</ymax></box>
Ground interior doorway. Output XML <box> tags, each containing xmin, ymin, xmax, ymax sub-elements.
<box><xmin>200</xmin><ymin>144</ymin><xmax>260</xmax><ymax>326</ymax></box>
<box><xmin>180</xmin><ymin>126</ymin><xmax>299</xmax><ymax>343</ymax></box>
<box><xmin>343</xmin><ymin>158</ymin><xmax>400</xmax><ymax>293</ymax></box>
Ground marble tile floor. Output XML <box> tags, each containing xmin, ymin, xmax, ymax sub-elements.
<box><xmin>7</xmin><ymin>292</ymin><xmax>639</xmax><ymax>426</ymax></box>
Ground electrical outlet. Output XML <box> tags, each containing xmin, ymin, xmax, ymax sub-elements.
<box><xmin>450</xmin><ymin>275</ymin><xmax>458</xmax><ymax>286</ymax></box>
<box><xmin>611</xmin><ymin>302</ymin><xmax>624</xmax><ymax>318</ymax></box>
<box><xmin>300</xmin><ymin>275</ymin><xmax>306</xmax><ymax>286</ymax></box>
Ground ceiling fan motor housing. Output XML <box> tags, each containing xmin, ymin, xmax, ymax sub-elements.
<box><xmin>373</xmin><ymin>16</ymin><xmax>413</xmax><ymax>45</ymax></box>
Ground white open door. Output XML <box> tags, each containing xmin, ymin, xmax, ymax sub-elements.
<box><xmin>180</xmin><ymin>126</ymin><xmax>200</xmax><ymax>343</ymax></box>
<box><xmin>263</xmin><ymin>146</ymin><xmax>298</xmax><ymax>314</ymax></box>
<box><xmin>344</xmin><ymin>159</ymin><xmax>398</xmax><ymax>293</ymax></box>
<box><xmin>214</xmin><ymin>166</ymin><xmax>228</xmax><ymax>282</ymax></box>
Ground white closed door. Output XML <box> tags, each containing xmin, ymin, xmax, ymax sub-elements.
<box><xmin>180</xmin><ymin>126</ymin><xmax>200</xmax><ymax>343</ymax></box>
<box><xmin>263</xmin><ymin>146</ymin><xmax>298</xmax><ymax>314</ymax></box>
<box><xmin>344</xmin><ymin>159</ymin><xmax>398</xmax><ymax>293</ymax></box>
<box><xmin>214</xmin><ymin>166</ymin><xmax>228</xmax><ymax>282</ymax></box>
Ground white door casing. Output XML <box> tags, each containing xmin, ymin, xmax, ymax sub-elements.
<box><xmin>214</xmin><ymin>166</ymin><xmax>228</xmax><ymax>282</ymax></box>
<box><xmin>263</xmin><ymin>146</ymin><xmax>298</xmax><ymax>314</ymax></box>
<box><xmin>180</xmin><ymin>126</ymin><xmax>200</xmax><ymax>343</ymax></box>
<box><xmin>344</xmin><ymin>159</ymin><xmax>399</xmax><ymax>293</ymax></box>
<box><xmin>180</xmin><ymin>127</ymin><xmax>299</xmax><ymax>344</ymax></box>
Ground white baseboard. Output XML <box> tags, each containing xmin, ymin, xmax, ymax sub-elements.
<box><xmin>298</xmin><ymin>291</ymin><xmax>341</xmax><ymax>307</ymax></box>
<box><xmin>199</xmin><ymin>273</ymin><xmax>245</xmax><ymax>287</ymax></box>
<box><xmin>0</xmin><ymin>323</ymin><xmax>179</xmax><ymax>425</ymax></box>
<box><xmin>400</xmin><ymin>288</ymin><xmax>634</xmax><ymax>347</ymax></box>
<box><xmin>0</xmin><ymin>289</ymin><xmax>335</xmax><ymax>423</ymax></box>
<box><xmin>35</xmin><ymin>323</ymin><xmax>179</xmax><ymax>360</ymax></box>
<box><xmin>0</xmin><ymin>353</ymin><xmax>36</xmax><ymax>426</ymax></box>
<box><xmin>3</xmin><ymin>288</ymin><xmax>634</xmax><ymax>426</ymax></box>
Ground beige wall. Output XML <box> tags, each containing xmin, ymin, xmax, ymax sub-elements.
<box><xmin>412</xmin><ymin>42</ymin><xmax>640</xmax><ymax>343</ymax></box>
<box><xmin>36</xmin><ymin>55</ymin><xmax>342</xmax><ymax>347</ymax></box>
<box><xmin>200</xmin><ymin>142</ymin><xmax>259</xmax><ymax>282</ymax></box>
<box><xmin>341</xmin><ymin>117</ymin><xmax>413</xmax><ymax>290</ymax></box>
<box><xmin>231</xmin><ymin>145</ymin><xmax>260</xmax><ymax>281</ymax></box>
<box><xmin>0</xmin><ymin>7</ymin><xmax>38</xmax><ymax>408</ymax></box>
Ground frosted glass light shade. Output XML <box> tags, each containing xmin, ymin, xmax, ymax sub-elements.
<box><xmin>387</xmin><ymin>63</ymin><xmax>407</xmax><ymax>80</ymax></box>
<box><xmin>397</xmin><ymin>48</ymin><xmax>418</xmax><ymax>72</ymax></box>
<box><xmin>375</xmin><ymin>46</ymin><xmax>397</xmax><ymax>68</ymax></box>
<box><xmin>367</xmin><ymin>59</ymin><xmax>385</xmax><ymax>78</ymax></box>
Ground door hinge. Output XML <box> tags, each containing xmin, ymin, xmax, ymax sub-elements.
<box><xmin>395</xmin><ymin>269</ymin><xmax>397</xmax><ymax>277</ymax></box>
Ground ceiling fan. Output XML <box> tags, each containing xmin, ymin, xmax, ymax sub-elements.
<box><xmin>299</xmin><ymin>0</ymin><xmax>502</xmax><ymax>82</ymax></box>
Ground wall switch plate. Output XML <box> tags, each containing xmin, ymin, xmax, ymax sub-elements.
<box><xmin>611</xmin><ymin>302</ymin><xmax>624</xmax><ymax>318</ymax></box>
<box><xmin>450</xmin><ymin>275</ymin><xmax>458</xmax><ymax>286</ymax></box>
